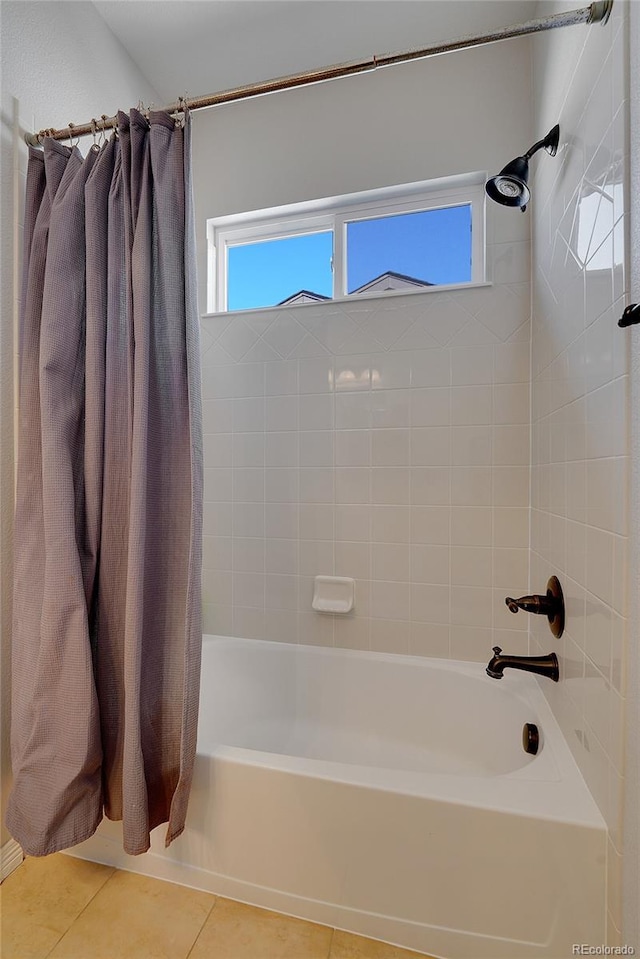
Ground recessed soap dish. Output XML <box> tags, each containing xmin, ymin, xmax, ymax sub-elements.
<box><xmin>312</xmin><ymin>576</ymin><xmax>355</xmax><ymax>614</ymax></box>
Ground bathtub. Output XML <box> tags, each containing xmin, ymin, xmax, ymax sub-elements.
<box><xmin>70</xmin><ymin>636</ymin><xmax>606</xmax><ymax>958</ymax></box>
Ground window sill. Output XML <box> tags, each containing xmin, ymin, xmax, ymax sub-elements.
<box><xmin>202</xmin><ymin>280</ymin><xmax>492</xmax><ymax>320</ymax></box>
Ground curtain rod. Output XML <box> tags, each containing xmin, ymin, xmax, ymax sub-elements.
<box><xmin>24</xmin><ymin>0</ymin><xmax>613</xmax><ymax>147</ymax></box>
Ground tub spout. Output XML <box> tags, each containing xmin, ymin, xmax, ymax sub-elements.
<box><xmin>486</xmin><ymin>646</ymin><xmax>559</xmax><ymax>682</ymax></box>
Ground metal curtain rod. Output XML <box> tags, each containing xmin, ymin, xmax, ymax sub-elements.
<box><xmin>24</xmin><ymin>0</ymin><xmax>613</xmax><ymax>147</ymax></box>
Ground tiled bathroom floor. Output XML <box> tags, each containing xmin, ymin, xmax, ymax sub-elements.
<box><xmin>0</xmin><ymin>854</ymin><xmax>433</xmax><ymax>959</ymax></box>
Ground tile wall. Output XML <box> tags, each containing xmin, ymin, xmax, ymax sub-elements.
<box><xmin>530</xmin><ymin>0</ymin><xmax>629</xmax><ymax>942</ymax></box>
<box><xmin>201</xmin><ymin>230</ymin><xmax>531</xmax><ymax>661</ymax></box>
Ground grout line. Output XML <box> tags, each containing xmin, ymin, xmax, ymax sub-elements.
<box><xmin>42</xmin><ymin>858</ymin><xmax>118</xmax><ymax>959</ymax></box>
<box><xmin>327</xmin><ymin>925</ymin><xmax>336</xmax><ymax>958</ymax></box>
<box><xmin>184</xmin><ymin>896</ymin><xmax>219</xmax><ymax>959</ymax></box>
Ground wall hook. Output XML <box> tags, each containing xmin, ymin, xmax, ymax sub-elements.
<box><xmin>618</xmin><ymin>304</ymin><xmax>640</xmax><ymax>328</ymax></box>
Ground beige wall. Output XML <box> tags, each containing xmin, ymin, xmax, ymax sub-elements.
<box><xmin>530</xmin><ymin>0</ymin><xmax>630</xmax><ymax>942</ymax></box>
<box><xmin>0</xmin><ymin>1</ymin><xmax>158</xmax><ymax>854</ymax></box>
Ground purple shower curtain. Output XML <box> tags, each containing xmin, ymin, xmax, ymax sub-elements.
<box><xmin>7</xmin><ymin>109</ymin><xmax>203</xmax><ymax>857</ymax></box>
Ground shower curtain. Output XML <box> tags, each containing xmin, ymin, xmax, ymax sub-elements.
<box><xmin>6</xmin><ymin>109</ymin><xmax>203</xmax><ymax>857</ymax></box>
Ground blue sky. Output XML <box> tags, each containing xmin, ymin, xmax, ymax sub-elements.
<box><xmin>227</xmin><ymin>204</ymin><xmax>471</xmax><ymax>311</ymax></box>
<box><xmin>228</xmin><ymin>232</ymin><xmax>333</xmax><ymax>310</ymax></box>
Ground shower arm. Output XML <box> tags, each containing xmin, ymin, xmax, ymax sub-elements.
<box><xmin>525</xmin><ymin>136</ymin><xmax>553</xmax><ymax>161</ymax></box>
<box><xmin>24</xmin><ymin>1</ymin><xmax>613</xmax><ymax>147</ymax></box>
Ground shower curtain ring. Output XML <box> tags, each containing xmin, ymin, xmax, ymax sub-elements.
<box><xmin>90</xmin><ymin>118</ymin><xmax>100</xmax><ymax>152</ymax></box>
<box><xmin>68</xmin><ymin>123</ymin><xmax>79</xmax><ymax>148</ymax></box>
<box><xmin>176</xmin><ymin>94</ymin><xmax>189</xmax><ymax>126</ymax></box>
<box><xmin>100</xmin><ymin>115</ymin><xmax>110</xmax><ymax>144</ymax></box>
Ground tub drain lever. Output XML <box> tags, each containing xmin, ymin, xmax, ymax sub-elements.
<box><xmin>522</xmin><ymin>723</ymin><xmax>540</xmax><ymax>755</ymax></box>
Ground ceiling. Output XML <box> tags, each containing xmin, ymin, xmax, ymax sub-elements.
<box><xmin>92</xmin><ymin>0</ymin><xmax>539</xmax><ymax>105</ymax></box>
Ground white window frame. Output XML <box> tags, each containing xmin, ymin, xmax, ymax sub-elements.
<box><xmin>207</xmin><ymin>172</ymin><xmax>486</xmax><ymax>314</ymax></box>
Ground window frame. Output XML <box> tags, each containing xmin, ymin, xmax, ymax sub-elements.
<box><xmin>207</xmin><ymin>173</ymin><xmax>486</xmax><ymax>314</ymax></box>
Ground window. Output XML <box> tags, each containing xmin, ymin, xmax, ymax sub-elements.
<box><xmin>207</xmin><ymin>174</ymin><xmax>485</xmax><ymax>313</ymax></box>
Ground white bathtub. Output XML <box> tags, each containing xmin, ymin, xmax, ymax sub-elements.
<box><xmin>70</xmin><ymin>636</ymin><xmax>607</xmax><ymax>958</ymax></box>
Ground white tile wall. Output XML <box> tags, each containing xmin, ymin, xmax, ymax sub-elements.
<box><xmin>531</xmin><ymin>2</ymin><xmax>629</xmax><ymax>939</ymax></box>
<box><xmin>202</xmin><ymin>248</ymin><xmax>531</xmax><ymax>661</ymax></box>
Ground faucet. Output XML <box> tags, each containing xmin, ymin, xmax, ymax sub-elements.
<box><xmin>486</xmin><ymin>646</ymin><xmax>559</xmax><ymax>682</ymax></box>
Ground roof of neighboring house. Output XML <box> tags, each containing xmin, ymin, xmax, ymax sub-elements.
<box><xmin>278</xmin><ymin>272</ymin><xmax>433</xmax><ymax>305</ymax></box>
<box><xmin>350</xmin><ymin>270</ymin><xmax>434</xmax><ymax>294</ymax></box>
<box><xmin>277</xmin><ymin>290</ymin><xmax>332</xmax><ymax>305</ymax></box>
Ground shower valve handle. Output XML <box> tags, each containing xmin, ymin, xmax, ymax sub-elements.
<box><xmin>504</xmin><ymin>577</ymin><xmax>565</xmax><ymax>639</ymax></box>
<box><xmin>505</xmin><ymin>593</ymin><xmax>556</xmax><ymax>616</ymax></box>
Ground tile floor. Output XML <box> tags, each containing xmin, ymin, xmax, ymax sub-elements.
<box><xmin>1</xmin><ymin>854</ymin><xmax>434</xmax><ymax>959</ymax></box>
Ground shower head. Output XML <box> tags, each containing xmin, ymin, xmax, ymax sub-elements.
<box><xmin>485</xmin><ymin>156</ymin><xmax>531</xmax><ymax>210</ymax></box>
<box><xmin>485</xmin><ymin>124</ymin><xmax>560</xmax><ymax>212</ymax></box>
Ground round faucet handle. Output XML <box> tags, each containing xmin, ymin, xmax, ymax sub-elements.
<box><xmin>492</xmin><ymin>646</ymin><xmax>502</xmax><ymax>655</ymax></box>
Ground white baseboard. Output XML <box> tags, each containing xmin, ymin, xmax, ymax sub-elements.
<box><xmin>1</xmin><ymin>838</ymin><xmax>23</xmax><ymax>882</ymax></box>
